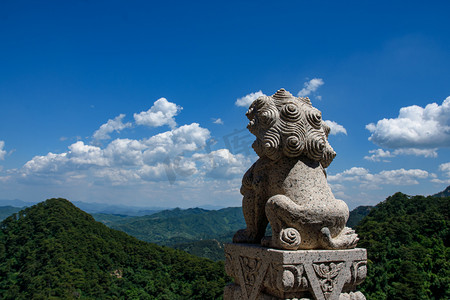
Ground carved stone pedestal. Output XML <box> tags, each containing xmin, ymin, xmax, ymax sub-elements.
<box><xmin>224</xmin><ymin>243</ymin><xmax>367</xmax><ymax>300</ymax></box>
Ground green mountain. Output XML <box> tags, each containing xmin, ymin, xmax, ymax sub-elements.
<box><xmin>0</xmin><ymin>198</ymin><xmax>229</xmax><ymax>299</ymax></box>
<box><xmin>92</xmin><ymin>207</ymin><xmax>244</xmax><ymax>261</ymax></box>
<box><xmin>433</xmin><ymin>185</ymin><xmax>450</xmax><ymax>198</ymax></box>
<box><xmin>0</xmin><ymin>206</ymin><xmax>22</xmax><ymax>221</ymax></box>
<box><xmin>105</xmin><ymin>207</ymin><xmax>245</xmax><ymax>247</ymax></box>
<box><xmin>172</xmin><ymin>239</ymin><xmax>226</xmax><ymax>262</ymax></box>
<box><xmin>94</xmin><ymin>205</ymin><xmax>372</xmax><ymax>261</ymax></box>
<box><xmin>357</xmin><ymin>192</ymin><xmax>449</xmax><ymax>299</ymax></box>
<box><xmin>91</xmin><ymin>213</ymin><xmax>134</xmax><ymax>226</ymax></box>
<box><xmin>347</xmin><ymin>205</ymin><xmax>373</xmax><ymax>228</ymax></box>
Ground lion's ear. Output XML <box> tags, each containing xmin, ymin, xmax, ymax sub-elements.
<box><xmin>320</xmin><ymin>142</ymin><xmax>336</xmax><ymax>168</ymax></box>
<box><xmin>322</xmin><ymin>122</ymin><xmax>331</xmax><ymax>138</ymax></box>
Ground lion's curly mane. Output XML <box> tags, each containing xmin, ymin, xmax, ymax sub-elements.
<box><xmin>246</xmin><ymin>89</ymin><xmax>336</xmax><ymax>168</ymax></box>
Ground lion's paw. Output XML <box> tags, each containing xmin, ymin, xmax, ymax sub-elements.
<box><xmin>321</xmin><ymin>227</ymin><xmax>359</xmax><ymax>249</ymax></box>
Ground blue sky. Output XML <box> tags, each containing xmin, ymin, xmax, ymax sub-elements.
<box><xmin>0</xmin><ymin>1</ymin><xmax>449</xmax><ymax>209</ymax></box>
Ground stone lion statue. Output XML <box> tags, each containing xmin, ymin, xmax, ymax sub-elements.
<box><xmin>233</xmin><ymin>88</ymin><xmax>359</xmax><ymax>250</ymax></box>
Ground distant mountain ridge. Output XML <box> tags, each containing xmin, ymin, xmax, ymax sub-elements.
<box><xmin>433</xmin><ymin>185</ymin><xmax>450</xmax><ymax>197</ymax></box>
<box><xmin>106</xmin><ymin>206</ymin><xmax>245</xmax><ymax>246</ymax></box>
<box><xmin>92</xmin><ymin>204</ymin><xmax>373</xmax><ymax>261</ymax></box>
<box><xmin>0</xmin><ymin>199</ymin><xmax>36</xmax><ymax>207</ymax></box>
<box><xmin>0</xmin><ymin>198</ymin><xmax>226</xmax><ymax>216</ymax></box>
<box><xmin>0</xmin><ymin>206</ymin><xmax>23</xmax><ymax>221</ymax></box>
<box><xmin>347</xmin><ymin>205</ymin><xmax>373</xmax><ymax>228</ymax></box>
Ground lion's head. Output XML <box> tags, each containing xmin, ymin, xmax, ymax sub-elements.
<box><xmin>246</xmin><ymin>88</ymin><xmax>336</xmax><ymax>168</ymax></box>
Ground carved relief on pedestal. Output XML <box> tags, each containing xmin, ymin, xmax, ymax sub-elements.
<box><xmin>313</xmin><ymin>262</ymin><xmax>345</xmax><ymax>299</ymax></box>
<box><xmin>224</xmin><ymin>244</ymin><xmax>367</xmax><ymax>300</ymax></box>
<box><xmin>350</xmin><ymin>261</ymin><xmax>367</xmax><ymax>286</ymax></box>
<box><xmin>263</xmin><ymin>262</ymin><xmax>309</xmax><ymax>297</ymax></box>
<box><xmin>240</xmin><ymin>256</ymin><xmax>262</xmax><ymax>286</ymax></box>
<box><xmin>225</xmin><ymin>252</ymin><xmax>234</xmax><ymax>278</ymax></box>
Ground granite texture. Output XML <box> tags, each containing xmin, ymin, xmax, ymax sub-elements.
<box><xmin>233</xmin><ymin>89</ymin><xmax>358</xmax><ymax>250</ymax></box>
<box><xmin>224</xmin><ymin>243</ymin><xmax>367</xmax><ymax>300</ymax></box>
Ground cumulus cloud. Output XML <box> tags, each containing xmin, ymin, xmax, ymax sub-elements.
<box><xmin>235</xmin><ymin>91</ymin><xmax>265</xmax><ymax>107</ymax></box>
<box><xmin>324</xmin><ymin>120</ymin><xmax>347</xmax><ymax>135</ymax></box>
<box><xmin>366</xmin><ymin>96</ymin><xmax>450</xmax><ymax>149</ymax></box>
<box><xmin>298</xmin><ymin>78</ymin><xmax>324</xmax><ymax>97</ymax></box>
<box><xmin>364</xmin><ymin>149</ymin><xmax>394</xmax><ymax>162</ymax></box>
<box><xmin>134</xmin><ymin>98</ymin><xmax>182</xmax><ymax>129</ymax></box>
<box><xmin>22</xmin><ymin>152</ymin><xmax>69</xmax><ymax>175</ymax></box>
<box><xmin>21</xmin><ymin>141</ymin><xmax>109</xmax><ymax>176</ymax></box>
<box><xmin>0</xmin><ymin>141</ymin><xmax>6</xmax><ymax>160</ymax></box>
<box><xmin>142</xmin><ymin>123</ymin><xmax>211</xmax><ymax>165</ymax></box>
<box><xmin>192</xmin><ymin>149</ymin><xmax>251</xmax><ymax>179</ymax></box>
<box><xmin>93</xmin><ymin>114</ymin><xmax>132</xmax><ymax>141</ymax></box>
<box><xmin>432</xmin><ymin>163</ymin><xmax>450</xmax><ymax>184</ymax></box>
<box><xmin>1</xmin><ymin>97</ymin><xmax>255</xmax><ymax>207</ymax></box>
<box><xmin>213</xmin><ymin>118</ymin><xmax>224</xmax><ymax>125</ymax></box>
<box><xmin>328</xmin><ymin>167</ymin><xmax>430</xmax><ymax>188</ymax></box>
<box><xmin>439</xmin><ymin>162</ymin><xmax>450</xmax><ymax>177</ymax></box>
<box><xmin>364</xmin><ymin>148</ymin><xmax>438</xmax><ymax>161</ymax></box>
<box><xmin>103</xmin><ymin>139</ymin><xmax>145</xmax><ymax>167</ymax></box>
<box><xmin>393</xmin><ymin>148</ymin><xmax>438</xmax><ymax>157</ymax></box>
<box><xmin>68</xmin><ymin>141</ymin><xmax>109</xmax><ymax>167</ymax></box>
<box><xmin>16</xmin><ymin>120</ymin><xmax>228</xmax><ymax>186</ymax></box>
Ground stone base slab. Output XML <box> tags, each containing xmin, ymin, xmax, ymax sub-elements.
<box><xmin>224</xmin><ymin>243</ymin><xmax>367</xmax><ymax>300</ymax></box>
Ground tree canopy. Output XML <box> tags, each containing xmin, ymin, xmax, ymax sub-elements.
<box><xmin>0</xmin><ymin>198</ymin><xmax>229</xmax><ymax>299</ymax></box>
<box><xmin>357</xmin><ymin>192</ymin><xmax>449</xmax><ymax>300</ymax></box>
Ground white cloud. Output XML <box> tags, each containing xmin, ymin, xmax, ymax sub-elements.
<box><xmin>298</xmin><ymin>78</ymin><xmax>324</xmax><ymax>97</ymax></box>
<box><xmin>142</xmin><ymin>123</ymin><xmax>211</xmax><ymax>163</ymax></box>
<box><xmin>328</xmin><ymin>167</ymin><xmax>370</xmax><ymax>183</ymax></box>
<box><xmin>103</xmin><ymin>139</ymin><xmax>145</xmax><ymax>167</ymax></box>
<box><xmin>366</xmin><ymin>96</ymin><xmax>450</xmax><ymax>149</ymax></box>
<box><xmin>213</xmin><ymin>118</ymin><xmax>224</xmax><ymax>125</ymax></box>
<box><xmin>192</xmin><ymin>149</ymin><xmax>251</xmax><ymax>179</ymax></box>
<box><xmin>328</xmin><ymin>167</ymin><xmax>430</xmax><ymax>188</ymax></box>
<box><xmin>68</xmin><ymin>141</ymin><xmax>109</xmax><ymax>167</ymax></box>
<box><xmin>439</xmin><ymin>162</ymin><xmax>450</xmax><ymax>177</ymax></box>
<box><xmin>93</xmin><ymin>114</ymin><xmax>132</xmax><ymax>141</ymax></box>
<box><xmin>235</xmin><ymin>91</ymin><xmax>265</xmax><ymax>107</ymax></box>
<box><xmin>16</xmin><ymin>121</ymin><xmax>214</xmax><ymax>185</ymax></box>
<box><xmin>136</xmin><ymin>163</ymin><xmax>170</xmax><ymax>182</ymax></box>
<box><xmin>364</xmin><ymin>149</ymin><xmax>394</xmax><ymax>162</ymax></box>
<box><xmin>377</xmin><ymin>169</ymin><xmax>430</xmax><ymax>185</ymax></box>
<box><xmin>94</xmin><ymin>168</ymin><xmax>141</xmax><ymax>185</ymax></box>
<box><xmin>21</xmin><ymin>141</ymin><xmax>109</xmax><ymax>176</ymax></box>
<box><xmin>431</xmin><ymin>178</ymin><xmax>450</xmax><ymax>184</ymax></box>
<box><xmin>22</xmin><ymin>152</ymin><xmax>69</xmax><ymax>175</ymax></box>
<box><xmin>0</xmin><ymin>99</ymin><xmax>253</xmax><ymax>208</ymax></box>
<box><xmin>364</xmin><ymin>148</ymin><xmax>438</xmax><ymax>161</ymax></box>
<box><xmin>0</xmin><ymin>141</ymin><xmax>6</xmax><ymax>160</ymax></box>
<box><xmin>393</xmin><ymin>148</ymin><xmax>438</xmax><ymax>157</ymax></box>
<box><xmin>134</xmin><ymin>98</ymin><xmax>182</xmax><ymax>129</ymax></box>
<box><xmin>324</xmin><ymin>120</ymin><xmax>347</xmax><ymax>135</ymax></box>
<box><xmin>431</xmin><ymin>163</ymin><xmax>450</xmax><ymax>184</ymax></box>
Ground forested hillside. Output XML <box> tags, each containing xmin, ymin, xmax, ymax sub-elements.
<box><xmin>347</xmin><ymin>205</ymin><xmax>373</xmax><ymax>228</ymax></box>
<box><xmin>357</xmin><ymin>192</ymin><xmax>449</xmax><ymax>300</ymax></box>
<box><xmin>0</xmin><ymin>199</ymin><xmax>229</xmax><ymax>299</ymax></box>
<box><xmin>93</xmin><ymin>205</ymin><xmax>372</xmax><ymax>261</ymax></box>
<box><xmin>433</xmin><ymin>185</ymin><xmax>450</xmax><ymax>197</ymax></box>
<box><xmin>106</xmin><ymin>207</ymin><xmax>245</xmax><ymax>246</ymax></box>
